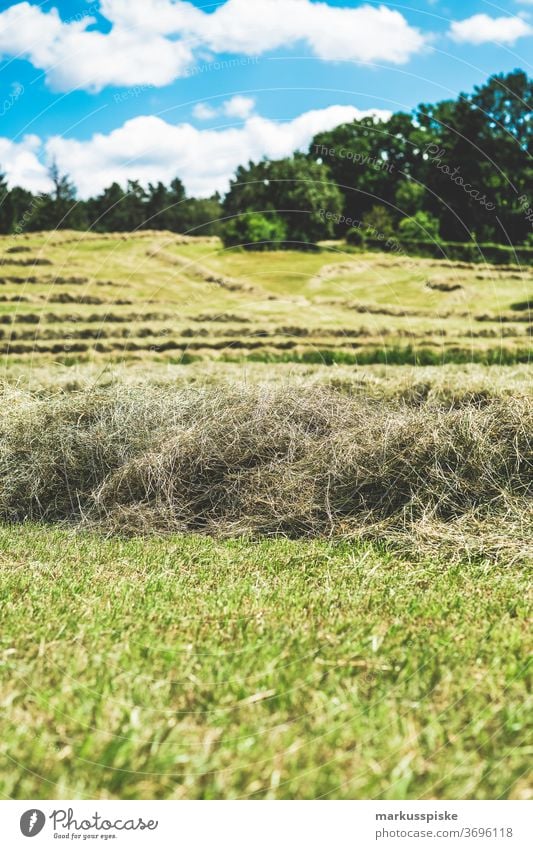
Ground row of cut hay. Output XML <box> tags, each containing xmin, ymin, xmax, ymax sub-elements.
<box><xmin>0</xmin><ymin>384</ymin><xmax>530</xmax><ymax>559</ymax></box>
<box><xmin>0</xmin><ymin>311</ymin><xmax>174</xmax><ymax>324</ymax></box>
<box><xmin>0</xmin><ymin>326</ymin><xmax>529</xmax><ymax>345</ymax></box>
<box><xmin>3</xmin><ymin>230</ymin><xmax>220</xmax><ymax>246</ymax></box>
<box><xmin>329</xmin><ymin>299</ymin><xmax>532</xmax><ymax>323</ymax></box>
<box><xmin>0</xmin><ymin>341</ymin><xmax>530</xmax><ymax>362</ymax></box>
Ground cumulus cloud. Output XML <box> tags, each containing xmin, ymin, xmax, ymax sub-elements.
<box><xmin>0</xmin><ymin>135</ymin><xmax>50</xmax><ymax>193</ymax></box>
<box><xmin>223</xmin><ymin>96</ymin><xmax>256</xmax><ymax>119</ymax></box>
<box><xmin>1</xmin><ymin>105</ymin><xmax>390</xmax><ymax>198</ymax></box>
<box><xmin>193</xmin><ymin>96</ymin><xmax>256</xmax><ymax>121</ymax></box>
<box><xmin>0</xmin><ymin>0</ymin><xmax>427</xmax><ymax>92</ymax></box>
<box><xmin>449</xmin><ymin>14</ymin><xmax>533</xmax><ymax>45</ymax></box>
<box><xmin>0</xmin><ymin>2</ymin><xmax>194</xmax><ymax>91</ymax></box>
<box><xmin>192</xmin><ymin>103</ymin><xmax>219</xmax><ymax>121</ymax></box>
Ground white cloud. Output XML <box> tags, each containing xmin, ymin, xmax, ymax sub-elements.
<box><xmin>192</xmin><ymin>103</ymin><xmax>218</xmax><ymax>121</ymax></box>
<box><xmin>0</xmin><ymin>2</ymin><xmax>193</xmax><ymax>92</ymax></box>
<box><xmin>1</xmin><ymin>105</ymin><xmax>391</xmax><ymax>198</ymax></box>
<box><xmin>171</xmin><ymin>0</ymin><xmax>426</xmax><ymax>63</ymax></box>
<box><xmin>0</xmin><ymin>0</ymin><xmax>427</xmax><ymax>92</ymax></box>
<box><xmin>192</xmin><ymin>96</ymin><xmax>256</xmax><ymax>121</ymax></box>
<box><xmin>0</xmin><ymin>135</ymin><xmax>50</xmax><ymax>193</ymax></box>
<box><xmin>449</xmin><ymin>14</ymin><xmax>532</xmax><ymax>45</ymax></box>
<box><xmin>223</xmin><ymin>96</ymin><xmax>256</xmax><ymax>119</ymax></box>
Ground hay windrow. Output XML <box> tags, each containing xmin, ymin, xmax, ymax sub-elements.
<box><xmin>0</xmin><ymin>385</ymin><xmax>531</xmax><ymax>560</ymax></box>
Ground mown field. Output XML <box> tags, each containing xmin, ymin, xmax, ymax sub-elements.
<box><xmin>0</xmin><ymin>231</ymin><xmax>531</xmax><ymax>800</ymax></box>
<box><xmin>0</xmin><ymin>229</ymin><xmax>530</xmax><ymax>368</ymax></box>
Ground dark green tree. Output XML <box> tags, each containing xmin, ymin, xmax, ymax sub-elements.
<box><xmin>122</xmin><ymin>180</ymin><xmax>148</xmax><ymax>230</ymax></box>
<box><xmin>32</xmin><ymin>162</ymin><xmax>86</xmax><ymax>230</ymax></box>
<box><xmin>361</xmin><ymin>205</ymin><xmax>396</xmax><ymax>239</ymax></box>
<box><xmin>398</xmin><ymin>210</ymin><xmax>440</xmax><ymax>241</ymax></box>
<box><xmin>178</xmin><ymin>195</ymin><xmax>224</xmax><ymax>236</ymax></box>
<box><xmin>224</xmin><ymin>154</ymin><xmax>343</xmax><ymax>244</ymax></box>
<box><xmin>0</xmin><ymin>171</ymin><xmax>12</xmax><ymax>233</ymax></box>
<box><xmin>8</xmin><ymin>186</ymin><xmax>38</xmax><ymax>233</ymax></box>
<box><xmin>416</xmin><ymin>70</ymin><xmax>532</xmax><ymax>242</ymax></box>
<box><xmin>87</xmin><ymin>182</ymin><xmax>128</xmax><ymax>231</ymax></box>
<box><xmin>308</xmin><ymin>114</ymin><xmax>428</xmax><ymax>230</ymax></box>
<box><xmin>145</xmin><ymin>181</ymin><xmax>172</xmax><ymax>229</ymax></box>
<box><xmin>222</xmin><ymin>212</ymin><xmax>286</xmax><ymax>249</ymax></box>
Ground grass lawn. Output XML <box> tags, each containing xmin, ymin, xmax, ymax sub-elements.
<box><xmin>0</xmin><ymin>525</ymin><xmax>530</xmax><ymax>800</ymax></box>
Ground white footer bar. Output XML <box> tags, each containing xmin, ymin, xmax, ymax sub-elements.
<box><xmin>3</xmin><ymin>800</ymin><xmax>531</xmax><ymax>848</ymax></box>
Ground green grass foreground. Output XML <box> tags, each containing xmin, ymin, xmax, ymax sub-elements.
<box><xmin>0</xmin><ymin>525</ymin><xmax>530</xmax><ymax>800</ymax></box>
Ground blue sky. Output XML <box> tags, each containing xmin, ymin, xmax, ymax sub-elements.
<box><xmin>0</xmin><ymin>0</ymin><xmax>531</xmax><ymax>197</ymax></box>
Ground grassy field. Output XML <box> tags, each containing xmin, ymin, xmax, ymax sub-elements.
<box><xmin>0</xmin><ymin>231</ymin><xmax>531</xmax><ymax>800</ymax></box>
<box><xmin>1</xmin><ymin>526</ymin><xmax>531</xmax><ymax>800</ymax></box>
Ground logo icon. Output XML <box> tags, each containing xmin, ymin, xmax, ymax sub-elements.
<box><xmin>20</xmin><ymin>810</ymin><xmax>46</xmax><ymax>837</ymax></box>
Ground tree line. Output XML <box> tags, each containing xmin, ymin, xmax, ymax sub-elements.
<box><xmin>0</xmin><ymin>70</ymin><xmax>531</xmax><ymax>248</ymax></box>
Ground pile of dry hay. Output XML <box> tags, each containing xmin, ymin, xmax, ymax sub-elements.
<box><xmin>0</xmin><ymin>384</ymin><xmax>531</xmax><ymax>560</ymax></box>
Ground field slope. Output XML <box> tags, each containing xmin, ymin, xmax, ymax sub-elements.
<box><xmin>0</xmin><ymin>230</ymin><xmax>530</xmax><ymax>367</ymax></box>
